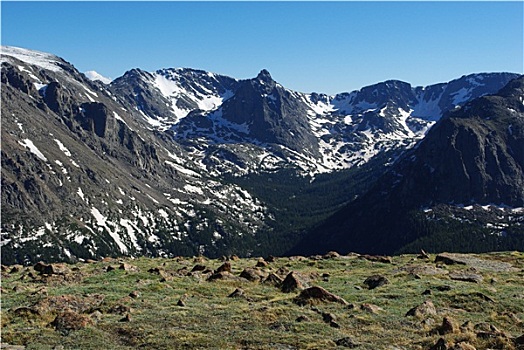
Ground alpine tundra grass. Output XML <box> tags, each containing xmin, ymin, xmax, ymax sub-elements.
<box><xmin>1</xmin><ymin>252</ymin><xmax>523</xmax><ymax>349</ymax></box>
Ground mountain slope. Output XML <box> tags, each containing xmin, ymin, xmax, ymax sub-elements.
<box><xmin>1</xmin><ymin>47</ymin><xmax>269</xmax><ymax>264</ymax></box>
<box><xmin>291</xmin><ymin>76</ymin><xmax>524</xmax><ymax>256</ymax></box>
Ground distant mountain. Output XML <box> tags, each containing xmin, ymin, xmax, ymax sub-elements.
<box><xmin>291</xmin><ymin>76</ymin><xmax>524</xmax><ymax>256</ymax></box>
<box><xmin>84</xmin><ymin>70</ymin><xmax>112</xmax><ymax>85</ymax></box>
<box><xmin>1</xmin><ymin>45</ymin><xmax>521</xmax><ymax>264</ymax></box>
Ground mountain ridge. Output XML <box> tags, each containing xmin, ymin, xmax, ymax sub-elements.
<box><xmin>1</xmin><ymin>45</ymin><xmax>522</xmax><ymax>264</ymax></box>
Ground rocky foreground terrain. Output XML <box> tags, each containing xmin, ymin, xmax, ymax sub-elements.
<box><xmin>1</xmin><ymin>252</ymin><xmax>523</xmax><ymax>349</ymax></box>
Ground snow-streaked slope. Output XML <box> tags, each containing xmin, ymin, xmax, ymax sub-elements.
<box><xmin>1</xmin><ymin>46</ymin><xmax>63</xmax><ymax>72</ymax></box>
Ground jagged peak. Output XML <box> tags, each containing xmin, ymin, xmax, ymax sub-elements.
<box><xmin>256</xmin><ymin>69</ymin><xmax>273</xmax><ymax>83</ymax></box>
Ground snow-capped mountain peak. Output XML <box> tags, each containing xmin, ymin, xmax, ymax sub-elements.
<box><xmin>84</xmin><ymin>70</ymin><xmax>112</xmax><ymax>84</ymax></box>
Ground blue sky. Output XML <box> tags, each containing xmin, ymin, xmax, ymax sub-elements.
<box><xmin>2</xmin><ymin>1</ymin><xmax>523</xmax><ymax>94</ymax></box>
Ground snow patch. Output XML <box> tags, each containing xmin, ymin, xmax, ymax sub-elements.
<box><xmin>18</xmin><ymin>139</ymin><xmax>47</xmax><ymax>161</ymax></box>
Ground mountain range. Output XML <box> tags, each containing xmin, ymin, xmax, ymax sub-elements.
<box><xmin>1</xmin><ymin>45</ymin><xmax>522</xmax><ymax>264</ymax></box>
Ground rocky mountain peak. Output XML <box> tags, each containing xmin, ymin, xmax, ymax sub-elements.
<box><xmin>256</xmin><ymin>69</ymin><xmax>273</xmax><ymax>82</ymax></box>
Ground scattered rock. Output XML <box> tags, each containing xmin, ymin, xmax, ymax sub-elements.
<box><xmin>119</xmin><ymin>313</ymin><xmax>132</xmax><ymax>322</ymax></box>
<box><xmin>360</xmin><ymin>303</ymin><xmax>383</xmax><ymax>314</ymax></box>
<box><xmin>405</xmin><ymin>300</ymin><xmax>437</xmax><ymax>317</ymax></box>
<box><xmin>9</xmin><ymin>265</ymin><xmax>23</xmax><ymax>274</ymax></box>
<box><xmin>323</xmin><ymin>251</ymin><xmax>340</xmax><ymax>259</ymax></box>
<box><xmin>207</xmin><ymin>271</ymin><xmax>242</xmax><ymax>282</ymax></box>
<box><xmin>228</xmin><ymin>288</ymin><xmax>244</xmax><ymax>298</ymax></box>
<box><xmin>418</xmin><ymin>249</ymin><xmax>430</xmax><ymax>259</ymax></box>
<box><xmin>429</xmin><ymin>338</ymin><xmax>449</xmax><ymax>350</ymax></box>
<box><xmin>239</xmin><ymin>267</ymin><xmax>266</xmax><ymax>282</ymax></box>
<box><xmin>119</xmin><ymin>263</ymin><xmax>138</xmax><ymax>272</ymax></box>
<box><xmin>322</xmin><ymin>312</ymin><xmax>336</xmax><ymax>323</ymax></box>
<box><xmin>435</xmin><ymin>253</ymin><xmax>468</xmax><ymax>266</ymax></box>
<box><xmin>363</xmin><ymin>275</ymin><xmax>389</xmax><ymax>289</ymax></box>
<box><xmin>295</xmin><ymin>315</ymin><xmax>310</xmax><ymax>322</ymax></box>
<box><xmin>230</xmin><ymin>255</ymin><xmax>240</xmax><ymax>261</ymax></box>
<box><xmin>128</xmin><ymin>291</ymin><xmax>139</xmax><ymax>299</ymax></box>
<box><xmin>147</xmin><ymin>267</ymin><xmax>166</xmax><ymax>276</ymax></box>
<box><xmin>329</xmin><ymin>321</ymin><xmax>341</xmax><ymax>328</ymax></box>
<box><xmin>190</xmin><ymin>264</ymin><xmax>207</xmax><ymax>273</ymax></box>
<box><xmin>34</xmin><ymin>262</ymin><xmax>69</xmax><ymax>275</ymax></box>
<box><xmin>193</xmin><ymin>256</ymin><xmax>206</xmax><ymax>263</ymax></box>
<box><xmin>436</xmin><ymin>285</ymin><xmax>452</xmax><ymax>292</ymax></box>
<box><xmin>176</xmin><ymin>299</ymin><xmax>186</xmax><ymax>307</ymax></box>
<box><xmin>360</xmin><ymin>255</ymin><xmax>393</xmax><ymax>264</ymax></box>
<box><xmin>51</xmin><ymin>311</ymin><xmax>93</xmax><ymax>333</ymax></box>
<box><xmin>263</xmin><ymin>273</ymin><xmax>283</xmax><ymax>286</ymax></box>
<box><xmin>265</xmin><ymin>255</ymin><xmax>277</xmax><ymax>263</ymax></box>
<box><xmin>256</xmin><ymin>258</ymin><xmax>268</xmax><ymax>267</ymax></box>
<box><xmin>106</xmin><ymin>266</ymin><xmax>116</xmax><ymax>272</ymax></box>
<box><xmin>422</xmin><ymin>289</ymin><xmax>432</xmax><ymax>295</ymax></box>
<box><xmin>281</xmin><ymin>272</ymin><xmax>305</xmax><ymax>293</ymax></box>
<box><xmin>451</xmin><ymin>343</ymin><xmax>476</xmax><ymax>350</ymax></box>
<box><xmin>439</xmin><ymin>316</ymin><xmax>458</xmax><ymax>335</ymax></box>
<box><xmin>216</xmin><ymin>261</ymin><xmax>231</xmax><ymax>273</ymax></box>
<box><xmin>335</xmin><ymin>337</ymin><xmax>360</xmax><ymax>348</ymax></box>
<box><xmin>294</xmin><ymin>286</ymin><xmax>348</xmax><ymax>306</ymax></box>
<box><xmin>449</xmin><ymin>272</ymin><xmax>483</xmax><ymax>283</ymax></box>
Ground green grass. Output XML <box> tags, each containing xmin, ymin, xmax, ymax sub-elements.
<box><xmin>1</xmin><ymin>252</ymin><xmax>523</xmax><ymax>349</ymax></box>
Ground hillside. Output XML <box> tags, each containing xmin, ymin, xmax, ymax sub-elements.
<box><xmin>1</xmin><ymin>252</ymin><xmax>523</xmax><ymax>349</ymax></box>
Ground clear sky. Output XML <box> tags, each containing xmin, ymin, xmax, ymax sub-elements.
<box><xmin>1</xmin><ymin>1</ymin><xmax>523</xmax><ymax>94</ymax></box>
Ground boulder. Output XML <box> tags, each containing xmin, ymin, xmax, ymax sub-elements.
<box><xmin>263</xmin><ymin>273</ymin><xmax>283</xmax><ymax>287</ymax></box>
<box><xmin>228</xmin><ymin>288</ymin><xmax>245</xmax><ymax>298</ymax></box>
<box><xmin>255</xmin><ymin>259</ymin><xmax>269</xmax><ymax>268</ymax></box>
<box><xmin>335</xmin><ymin>337</ymin><xmax>360</xmax><ymax>348</ymax></box>
<box><xmin>363</xmin><ymin>275</ymin><xmax>390</xmax><ymax>289</ymax></box>
<box><xmin>216</xmin><ymin>261</ymin><xmax>231</xmax><ymax>273</ymax></box>
<box><xmin>360</xmin><ymin>255</ymin><xmax>392</xmax><ymax>264</ymax></box>
<box><xmin>360</xmin><ymin>303</ymin><xmax>383</xmax><ymax>314</ymax></box>
<box><xmin>405</xmin><ymin>300</ymin><xmax>437</xmax><ymax>317</ymax></box>
<box><xmin>294</xmin><ymin>286</ymin><xmax>348</xmax><ymax>306</ymax></box>
<box><xmin>449</xmin><ymin>272</ymin><xmax>483</xmax><ymax>283</ymax></box>
<box><xmin>207</xmin><ymin>271</ymin><xmax>241</xmax><ymax>282</ymax></box>
<box><xmin>239</xmin><ymin>267</ymin><xmax>266</xmax><ymax>282</ymax></box>
<box><xmin>439</xmin><ymin>316</ymin><xmax>458</xmax><ymax>335</ymax></box>
<box><xmin>34</xmin><ymin>262</ymin><xmax>69</xmax><ymax>275</ymax></box>
<box><xmin>323</xmin><ymin>251</ymin><xmax>340</xmax><ymax>259</ymax></box>
<box><xmin>280</xmin><ymin>272</ymin><xmax>305</xmax><ymax>293</ymax></box>
<box><xmin>430</xmin><ymin>338</ymin><xmax>449</xmax><ymax>350</ymax></box>
<box><xmin>119</xmin><ymin>263</ymin><xmax>138</xmax><ymax>272</ymax></box>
